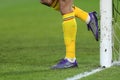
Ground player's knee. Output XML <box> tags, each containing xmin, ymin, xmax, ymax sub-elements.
<box><xmin>40</xmin><ymin>0</ymin><xmax>52</xmax><ymax>6</ymax></box>
<box><xmin>60</xmin><ymin>7</ymin><xmax>73</xmax><ymax>15</ymax></box>
<box><xmin>59</xmin><ymin>0</ymin><xmax>73</xmax><ymax>14</ymax></box>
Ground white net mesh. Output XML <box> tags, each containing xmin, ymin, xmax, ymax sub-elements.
<box><xmin>112</xmin><ymin>0</ymin><xmax>120</xmax><ymax>65</ymax></box>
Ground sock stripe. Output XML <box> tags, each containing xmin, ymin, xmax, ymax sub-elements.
<box><xmin>51</xmin><ymin>0</ymin><xmax>58</xmax><ymax>8</ymax></box>
<box><xmin>63</xmin><ymin>16</ymin><xmax>75</xmax><ymax>21</ymax></box>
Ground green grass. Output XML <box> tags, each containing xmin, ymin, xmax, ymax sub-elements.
<box><xmin>0</xmin><ymin>0</ymin><xmax>120</xmax><ymax>80</ymax></box>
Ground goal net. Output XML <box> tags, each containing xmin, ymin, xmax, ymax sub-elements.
<box><xmin>112</xmin><ymin>0</ymin><xmax>120</xmax><ymax>65</ymax></box>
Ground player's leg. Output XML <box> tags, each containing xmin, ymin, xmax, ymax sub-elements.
<box><xmin>50</xmin><ymin>0</ymin><xmax>99</xmax><ymax>41</ymax></box>
<box><xmin>51</xmin><ymin>0</ymin><xmax>78</xmax><ymax>69</ymax></box>
<box><xmin>40</xmin><ymin>0</ymin><xmax>89</xmax><ymax>22</ymax></box>
<box><xmin>73</xmin><ymin>6</ymin><xmax>99</xmax><ymax>41</ymax></box>
<box><xmin>40</xmin><ymin>0</ymin><xmax>99</xmax><ymax>44</ymax></box>
<box><xmin>49</xmin><ymin>0</ymin><xmax>89</xmax><ymax>22</ymax></box>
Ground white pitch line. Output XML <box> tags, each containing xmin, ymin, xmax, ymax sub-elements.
<box><xmin>65</xmin><ymin>67</ymin><xmax>105</xmax><ymax>80</ymax></box>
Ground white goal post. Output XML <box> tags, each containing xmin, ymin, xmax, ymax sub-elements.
<box><xmin>100</xmin><ymin>0</ymin><xmax>112</xmax><ymax>67</ymax></box>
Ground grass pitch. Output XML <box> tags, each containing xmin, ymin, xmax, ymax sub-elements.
<box><xmin>0</xmin><ymin>0</ymin><xmax>120</xmax><ymax>80</ymax></box>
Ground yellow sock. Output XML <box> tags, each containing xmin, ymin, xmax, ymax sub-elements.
<box><xmin>73</xmin><ymin>6</ymin><xmax>90</xmax><ymax>23</ymax></box>
<box><xmin>62</xmin><ymin>12</ymin><xmax>77</xmax><ymax>59</ymax></box>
